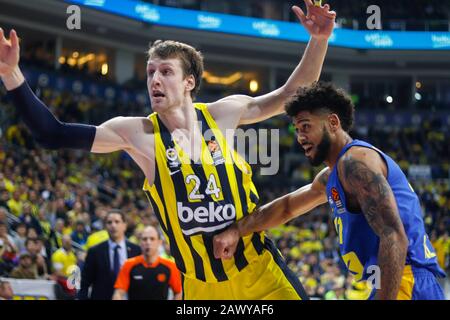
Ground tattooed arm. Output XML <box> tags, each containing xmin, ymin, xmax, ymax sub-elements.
<box><xmin>213</xmin><ymin>167</ymin><xmax>330</xmax><ymax>259</ymax></box>
<box><xmin>338</xmin><ymin>147</ymin><xmax>408</xmax><ymax>300</ymax></box>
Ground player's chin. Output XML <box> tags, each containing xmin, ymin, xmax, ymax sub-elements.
<box><xmin>151</xmin><ymin>101</ymin><xmax>168</xmax><ymax>112</ymax></box>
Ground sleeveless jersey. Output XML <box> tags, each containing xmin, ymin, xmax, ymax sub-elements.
<box><xmin>326</xmin><ymin>139</ymin><xmax>445</xmax><ymax>282</ymax></box>
<box><xmin>143</xmin><ymin>103</ymin><xmax>266</xmax><ymax>282</ymax></box>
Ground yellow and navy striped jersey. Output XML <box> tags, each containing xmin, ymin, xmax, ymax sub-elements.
<box><xmin>143</xmin><ymin>103</ymin><xmax>266</xmax><ymax>282</ymax></box>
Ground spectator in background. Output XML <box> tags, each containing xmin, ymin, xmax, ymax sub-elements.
<box><xmin>0</xmin><ymin>207</ymin><xmax>7</xmax><ymax>223</ymax></box>
<box><xmin>10</xmin><ymin>251</ymin><xmax>37</xmax><ymax>279</ymax></box>
<box><xmin>6</xmin><ymin>190</ymin><xmax>23</xmax><ymax>217</ymax></box>
<box><xmin>84</xmin><ymin>227</ymin><xmax>109</xmax><ymax>250</ymax></box>
<box><xmin>0</xmin><ymin>221</ymin><xmax>17</xmax><ymax>259</ymax></box>
<box><xmin>37</xmin><ymin>207</ymin><xmax>52</xmax><ymax>241</ymax></box>
<box><xmin>71</xmin><ymin>220</ymin><xmax>88</xmax><ymax>248</ymax></box>
<box><xmin>78</xmin><ymin>210</ymin><xmax>140</xmax><ymax>300</ymax></box>
<box><xmin>0</xmin><ymin>280</ymin><xmax>14</xmax><ymax>300</ymax></box>
<box><xmin>1</xmin><ymin>238</ymin><xmax>16</xmax><ymax>276</ymax></box>
<box><xmin>51</xmin><ymin>234</ymin><xmax>78</xmax><ymax>299</ymax></box>
<box><xmin>432</xmin><ymin>231</ymin><xmax>450</xmax><ymax>271</ymax></box>
<box><xmin>19</xmin><ymin>203</ymin><xmax>42</xmax><ymax>235</ymax></box>
<box><xmin>12</xmin><ymin>222</ymin><xmax>27</xmax><ymax>253</ymax></box>
<box><xmin>0</xmin><ymin>221</ymin><xmax>17</xmax><ymax>276</ymax></box>
<box><xmin>91</xmin><ymin>206</ymin><xmax>107</xmax><ymax>231</ymax></box>
<box><xmin>113</xmin><ymin>226</ymin><xmax>182</xmax><ymax>300</ymax></box>
<box><xmin>51</xmin><ymin>235</ymin><xmax>77</xmax><ymax>278</ymax></box>
<box><xmin>24</xmin><ymin>237</ymin><xmax>49</xmax><ymax>279</ymax></box>
<box><xmin>52</xmin><ymin>218</ymin><xmax>65</xmax><ymax>248</ymax></box>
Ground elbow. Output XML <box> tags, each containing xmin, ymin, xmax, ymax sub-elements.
<box><xmin>382</xmin><ymin>229</ymin><xmax>409</xmax><ymax>255</ymax></box>
<box><xmin>280</xmin><ymin>85</ymin><xmax>298</xmax><ymax>99</ymax></box>
<box><xmin>398</xmin><ymin>231</ymin><xmax>409</xmax><ymax>253</ymax></box>
<box><xmin>395</xmin><ymin>226</ymin><xmax>409</xmax><ymax>250</ymax></box>
<box><xmin>282</xmin><ymin>207</ymin><xmax>296</xmax><ymax>224</ymax></box>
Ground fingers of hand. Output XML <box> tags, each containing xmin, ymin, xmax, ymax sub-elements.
<box><xmin>292</xmin><ymin>6</ymin><xmax>306</xmax><ymax>23</ymax></box>
<box><xmin>304</xmin><ymin>0</ymin><xmax>314</xmax><ymax>8</ymax></box>
<box><xmin>223</xmin><ymin>247</ymin><xmax>234</xmax><ymax>259</ymax></box>
<box><xmin>213</xmin><ymin>237</ymin><xmax>222</xmax><ymax>258</ymax></box>
<box><xmin>10</xmin><ymin>29</ymin><xmax>19</xmax><ymax>49</ymax></box>
<box><xmin>0</xmin><ymin>28</ymin><xmax>12</xmax><ymax>47</ymax></box>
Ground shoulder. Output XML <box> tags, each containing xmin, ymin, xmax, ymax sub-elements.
<box><xmin>126</xmin><ymin>241</ymin><xmax>141</xmax><ymax>252</ymax></box>
<box><xmin>337</xmin><ymin>146</ymin><xmax>385</xmax><ymax>177</ymax></box>
<box><xmin>51</xmin><ymin>249</ymin><xmax>63</xmax><ymax>258</ymax></box>
<box><xmin>337</xmin><ymin>146</ymin><xmax>388</xmax><ymax>194</ymax></box>
<box><xmin>88</xmin><ymin>240</ymin><xmax>109</xmax><ymax>254</ymax></box>
<box><xmin>207</xmin><ymin>95</ymin><xmax>253</xmax><ymax>119</ymax></box>
<box><xmin>159</xmin><ymin>257</ymin><xmax>178</xmax><ymax>270</ymax></box>
<box><xmin>123</xmin><ymin>255</ymin><xmax>143</xmax><ymax>268</ymax></box>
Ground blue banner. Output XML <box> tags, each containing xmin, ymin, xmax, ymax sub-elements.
<box><xmin>64</xmin><ymin>0</ymin><xmax>450</xmax><ymax>50</ymax></box>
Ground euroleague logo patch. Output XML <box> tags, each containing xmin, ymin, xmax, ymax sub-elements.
<box><xmin>157</xmin><ymin>273</ymin><xmax>167</xmax><ymax>282</ymax></box>
<box><xmin>331</xmin><ymin>187</ymin><xmax>340</xmax><ymax>202</ymax></box>
<box><xmin>206</xmin><ymin>136</ymin><xmax>225</xmax><ymax>166</ymax></box>
<box><xmin>330</xmin><ymin>187</ymin><xmax>345</xmax><ymax>214</ymax></box>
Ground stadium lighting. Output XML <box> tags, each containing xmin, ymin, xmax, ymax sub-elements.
<box><xmin>386</xmin><ymin>96</ymin><xmax>393</xmax><ymax>103</ymax></box>
<box><xmin>101</xmin><ymin>63</ymin><xmax>108</xmax><ymax>75</ymax></box>
<box><xmin>203</xmin><ymin>71</ymin><xmax>243</xmax><ymax>85</ymax></box>
<box><xmin>78</xmin><ymin>53</ymin><xmax>96</xmax><ymax>66</ymax></box>
<box><xmin>249</xmin><ymin>80</ymin><xmax>259</xmax><ymax>93</ymax></box>
<box><xmin>67</xmin><ymin>58</ymin><xmax>77</xmax><ymax>66</ymax></box>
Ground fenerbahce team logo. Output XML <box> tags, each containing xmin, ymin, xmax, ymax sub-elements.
<box><xmin>166</xmin><ymin>147</ymin><xmax>181</xmax><ymax>174</ymax></box>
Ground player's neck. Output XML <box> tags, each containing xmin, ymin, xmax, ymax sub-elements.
<box><xmin>325</xmin><ymin>132</ymin><xmax>353</xmax><ymax>169</ymax></box>
<box><xmin>158</xmin><ymin>100</ymin><xmax>197</xmax><ymax>134</ymax></box>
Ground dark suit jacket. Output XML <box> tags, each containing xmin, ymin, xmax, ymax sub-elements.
<box><xmin>78</xmin><ymin>240</ymin><xmax>141</xmax><ymax>300</ymax></box>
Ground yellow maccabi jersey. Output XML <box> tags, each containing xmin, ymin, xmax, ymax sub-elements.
<box><xmin>143</xmin><ymin>103</ymin><xmax>265</xmax><ymax>282</ymax></box>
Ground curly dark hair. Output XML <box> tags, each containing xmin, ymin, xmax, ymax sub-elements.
<box><xmin>285</xmin><ymin>82</ymin><xmax>355</xmax><ymax>132</ymax></box>
<box><xmin>148</xmin><ymin>40</ymin><xmax>204</xmax><ymax>99</ymax></box>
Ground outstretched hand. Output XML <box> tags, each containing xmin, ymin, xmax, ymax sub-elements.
<box><xmin>293</xmin><ymin>0</ymin><xmax>336</xmax><ymax>40</ymax></box>
<box><xmin>0</xmin><ymin>28</ymin><xmax>20</xmax><ymax>78</ymax></box>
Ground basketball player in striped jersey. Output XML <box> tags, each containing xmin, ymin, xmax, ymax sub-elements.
<box><xmin>0</xmin><ymin>1</ymin><xmax>336</xmax><ymax>299</ymax></box>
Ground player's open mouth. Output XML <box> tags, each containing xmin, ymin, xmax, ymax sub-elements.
<box><xmin>303</xmin><ymin>144</ymin><xmax>313</xmax><ymax>156</ymax></box>
<box><xmin>152</xmin><ymin>91</ymin><xmax>165</xmax><ymax>98</ymax></box>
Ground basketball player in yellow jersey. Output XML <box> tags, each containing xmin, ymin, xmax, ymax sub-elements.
<box><xmin>0</xmin><ymin>0</ymin><xmax>335</xmax><ymax>299</ymax></box>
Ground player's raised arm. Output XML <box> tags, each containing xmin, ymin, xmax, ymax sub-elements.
<box><xmin>213</xmin><ymin>167</ymin><xmax>330</xmax><ymax>259</ymax></box>
<box><xmin>0</xmin><ymin>28</ymin><xmax>137</xmax><ymax>153</ymax></box>
<box><xmin>208</xmin><ymin>0</ymin><xmax>336</xmax><ymax>127</ymax></box>
<box><xmin>338</xmin><ymin>148</ymin><xmax>409</xmax><ymax>300</ymax></box>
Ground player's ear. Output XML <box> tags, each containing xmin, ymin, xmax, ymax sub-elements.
<box><xmin>185</xmin><ymin>75</ymin><xmax>195</xmax><ymax>93</ymax></box>
<box><xmin>328</xmin><ymin>114</ymin><xmax>340</xmax><ymax>132</ymax></box>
